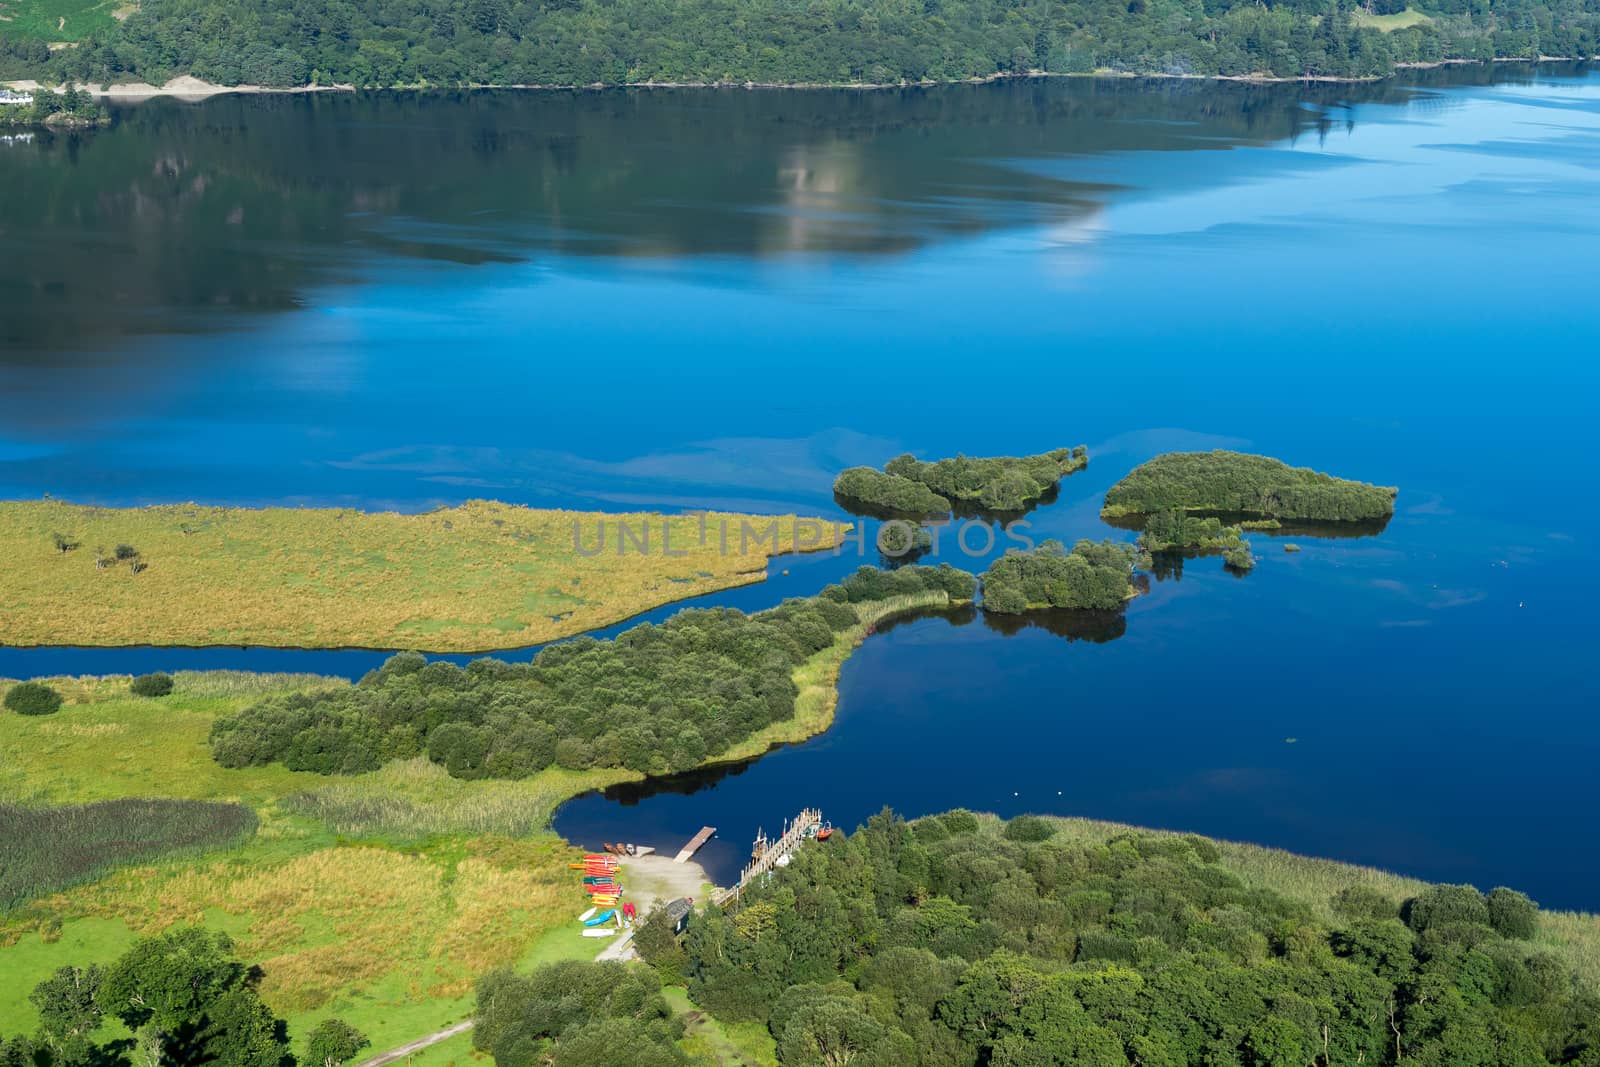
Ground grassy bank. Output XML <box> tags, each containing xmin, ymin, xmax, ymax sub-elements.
<box><xmin>714</xmin><ymin>590</ymin><xmax>958</xmax><ymax>764</ymax></box>
<box><xmin>0</xmin><ymin>499</ymin><xmax>846</xmax><ymax>652</ymax></box>
<box><xmin>0</xmin><ymin>675</ymin><xmax>621</xmax><ymax>1055</ymax></box>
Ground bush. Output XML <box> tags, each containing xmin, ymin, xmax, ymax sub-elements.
<box><xmin>1003</xmin><ymin>815</ymin><xmax>1057</xmax><ymax>842</ymax></box>
<box><xmin>1405</xmin><ymin>883</ymin><xmax>1489</xmax><ymax>933</ymax></box>
<box><xmin>129</xmin><ymin>673</ymin><xmax>175</xmax><ymax>698</ymax></box>
<box><xmin>1486</xmin><ymin>887</ymin><xmax>1539</xmax><ymax>939</ymax></box>
<box><xmin>4</xmin><ymin>682</ymin><xmax>63</xmax><ymax>716</ymax></box>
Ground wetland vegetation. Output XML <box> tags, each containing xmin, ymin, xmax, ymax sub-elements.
<box><xmin>0</xmin><ymin>500</ymin><xmax>845</xmax><ymax>652</ymax></box>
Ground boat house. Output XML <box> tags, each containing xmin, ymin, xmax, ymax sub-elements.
<box><xmin>664</xmin><ymin>897</ymin><xmax>694</xmax><ymax>935</ymax></box>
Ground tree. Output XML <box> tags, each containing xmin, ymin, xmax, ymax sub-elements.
<box><xmin>5</xmin><ymin>681</ymin><xmax>63</xmax><ymax>716</ymax></box>
<box><xmin>304</xmin><ymin>1020</ymin><xmax>370</xmax><ymax>1067</ymax></box>
<box><xmin>51</xmin><ymin>531</ymin><xmax>79</xmax><ymax>553</ymax></box>
<box><xmin>29</xmin><ymin>965</ymin><xmax>105</xmax><ymax>1064</ymax></box>
<box><xmin>101</xmin><ymin>927</ymin><xmax>291</xmax><ymax>1067</ymax></box>
<box><xmin>778</xmin><ymin>996</ymin><xmax>910</xmax><ymax>1067</ymax></box>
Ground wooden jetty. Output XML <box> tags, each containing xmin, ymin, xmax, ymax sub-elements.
<box><xmin>674</xmin><ymin>826</ymin><xmax>717</xmax><ymax>863</ymax></box>
<box><xmin>713</xmin><ymin>808</ymin><xmax>822</xmax><ymax>909</ymax></box>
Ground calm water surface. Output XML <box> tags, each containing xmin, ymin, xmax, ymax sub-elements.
<box><xmin>1</xmin><ymin>69</ymin><xmax>1597</xmax><ymax>907</ymax></box>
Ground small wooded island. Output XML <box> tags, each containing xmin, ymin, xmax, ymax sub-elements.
<box><xmin>1103</xmin><ymin>449</ymin><xmax>1398</xmax><ymax>522</ymax></box>
<box><xmin>980</xmin><ymin>539</ymin><xmax>1138</xmax><ymax>614</ymax></box>
<box><xmin>835</xmin><ymin>446</ymin><xmax>1087</xmax><ymax>516</ymax></box>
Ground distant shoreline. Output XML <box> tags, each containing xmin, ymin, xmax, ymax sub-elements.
<box><xmin>4</xmin><ymin>57</ymin><xmax>1594</xmax><ymax>102</ymax></box>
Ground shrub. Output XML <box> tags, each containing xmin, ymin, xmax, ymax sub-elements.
<box><xmin>129</xmin><ymin>672</ymin><xmax>175</xmax><ymax>697</ymax></box>
<box><xmin>1486</xmin><ymin>887</ymin><xmax>1539</xmax><ymax>939</ymax></box>
<box><xmin>1003</xmin><ymin>814</ymin><xmax>1057</xmax><ymax>842</ymax></box>
<box><xmin>4</xmin><ymin>682</ymin><xmax>63</xmax><ymax>716</ymax></box>
<box><xmin>1405</xmin><ymin>883</ymin><xmax>1489</xmax><ymax>933</ymax></box>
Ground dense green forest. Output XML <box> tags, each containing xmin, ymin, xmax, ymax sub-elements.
<box><xmin>0</xmin><ymin>927</ymin><xmax>367</xmax><ymax>1067</ymax></box>
<box><xmin>208</xmin><ymin>564</ymin><xmax>975</xmax><ymax>780</ymax></box>
<box><xmin>473</xmin><ymin>961</ymin><xmax>685</xmax><ymax>1067</ymax></box>
<box><xmin>1103</xmin><ymin>450</ymin><xmax>1398</xmax><ymax>523</ymax></box>
<box><xmin>980</xmin><ymin>539</ymin><xmax>1138</xmax><ymax>614</ymax></box>
<box><xmin>1</xmin><ymin>0</ymin><xmax>1596</xmax><ymax>88</ymax></box>
<box><xmin>646</xmin><ymin>810</ymin><xmax>1600</xmax><ymax>1067</ymax></box>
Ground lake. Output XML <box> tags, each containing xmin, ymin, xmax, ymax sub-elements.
<box><xmin>2</xmin><ymin>67</ymin><xmax>1597</xmax><ymax>908</ymax></box>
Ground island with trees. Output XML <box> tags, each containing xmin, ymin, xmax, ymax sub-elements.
<box><xmin>644</xmin><ymin>809</ymin><xmax>1600</xmax><ymax>1067</ymax></box>
<box><xmin>1138</xmin><ymin>510</ymin><xmax>1256</xmax><ymax>571</ymax></box>
<box><xmin>1102</xmin><ymin>450</ymin><xmax>1398</xmax><ymax>523</ymax></box>
<box><xmin>0</xmin><ymin>499</ymin><xmax>848</xmax><ymax>652</ymax></box>
<box><xmin>1</xmin><ymin>0</ymin><xmax>1596</xmax><ymax>89</ymax></box>
<box><xmin>835</xmin><ymin>446</ymin><xmax>1087</xmax><ymax>517</ymax></box>
<box><xmin>979</xmin><ymin>539</ymin><xmax>1139</xmax><ymax>615</ymax></box>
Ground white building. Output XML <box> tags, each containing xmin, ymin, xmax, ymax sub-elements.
<box><xmin>0</xmin><ymin>89</ymin><xmax>36</xmax><ymax>106</ymax></box>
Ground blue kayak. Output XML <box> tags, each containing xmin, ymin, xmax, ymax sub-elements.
<box><xmin>582</xmin><ymin>909</ymin><xmax>616</xmax><ymax>928</ymax></box>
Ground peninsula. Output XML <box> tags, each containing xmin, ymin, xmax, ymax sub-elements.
<box><xmin>0</xmin><ymin>500</ymin><xmax>848</xmax><ymax>651</ymax></box>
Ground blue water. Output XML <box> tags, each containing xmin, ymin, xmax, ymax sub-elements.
<box><xmin>2</xmin><ymin>70</ymin><xmax>1597</xmax><ymax>907</ymax></box>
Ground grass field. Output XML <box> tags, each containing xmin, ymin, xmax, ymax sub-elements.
<box><xmin>0</xmin><ymin>500</ymin><xmax>846</xmax><ymax>652</ymax></box>
<box><xmin>0</xmin><ymin>675</ymin><xmax>622</xmax><ymax>1057</ymax></box>
<box><xmin>1350</xmin><ymin>7</ymin><xmax>1433</xmax><ymax>30</ymax></box>
<box><xmin>0</xmin><ymin>0</ymin><xmax>129</xmax><ymax>41</ymax></box>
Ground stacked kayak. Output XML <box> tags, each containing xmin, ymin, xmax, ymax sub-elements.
<box><xmin>572</xmin><ymin>853</ymin><xmax>625</xmax><ymax>932</ymax></box>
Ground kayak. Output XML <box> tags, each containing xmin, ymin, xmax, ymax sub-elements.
<box><xmin>583</xmin><ymin>909</ymin><xmax>616</xmax><ymax>927</ymax></box>
<box><xmin>578</xmin><ymin>906</ymin><xmax>598</xmax><ymax>922</ymax></box>
<box><xmin>581</xmin><ymin>928</ymin><xmax>616</xmax><ymax>938</ymax></box>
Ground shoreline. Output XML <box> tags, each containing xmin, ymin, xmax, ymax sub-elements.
<box><xmin>4</xmin><ymin>56</ymin><xmax>1593</xmax><ymax>102</ymax></box>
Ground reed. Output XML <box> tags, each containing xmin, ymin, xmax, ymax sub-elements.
<box><xmin>0</xmin><ymin>798</ymin><xmax>257</xmax><ymax>909</ymax></box>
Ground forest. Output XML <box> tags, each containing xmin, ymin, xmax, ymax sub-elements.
<box><xmin>1102</xmin><ymin>450</ymin><xmax>1398</xmax><ymax>523</ymax></box>
<box><xmin>207</xmin><ymin>564</ymin><xmax>976</xmax><ymax>781</ymax></box>
<box><xmin>980</xmin><ymin>539</ymin><xmax>1138</xmax><ymax>614</ymax></box>
<box><xmin>646</xmin><ymin>809</ymin><xmax>1600</xmax><ymax>1067</ymax></box>
<box><xmin>3</xmin><ymin>0</ymin><xmax>1596</xmax><ymax>90</ymax></box>
<box><xmin>836</xmin><ymin>447</ymin><xmax>1087</xmax><ymax>517</ymax></box>
<box><xmin>473</xmin><ymin>961</ymin><xmax>685</xmax><ymax>1067</ymax></box>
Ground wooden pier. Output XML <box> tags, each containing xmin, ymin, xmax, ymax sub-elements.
<box><xmin>674</xmin><ymin>826</ymin><xmax>717</xmax><ymax>863</ymax></box>
<box><xmin>713</xmin><ymin>808</ymin><xmax>822</xmax><ymax>908</ymax></box>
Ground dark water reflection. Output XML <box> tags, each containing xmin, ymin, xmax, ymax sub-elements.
<box><xmin>1</xmin><ymin>68</ymin><xmax>1562</xmax><ymax>357</ymax></box>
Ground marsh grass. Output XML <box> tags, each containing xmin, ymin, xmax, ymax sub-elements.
<box><xmin>0</xmin><ymin>798</ymin><xmax>258</xmax><ymax>909</ymax></box>
<box><xmin>0</xmin><ymin>499</ymin><xmax>845</xmax><ymax>651</ymax></box>
<box><xmin>282</xmin><ymin>759</ymin><xmax>630</xmax><ymax>841</ymax></box>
